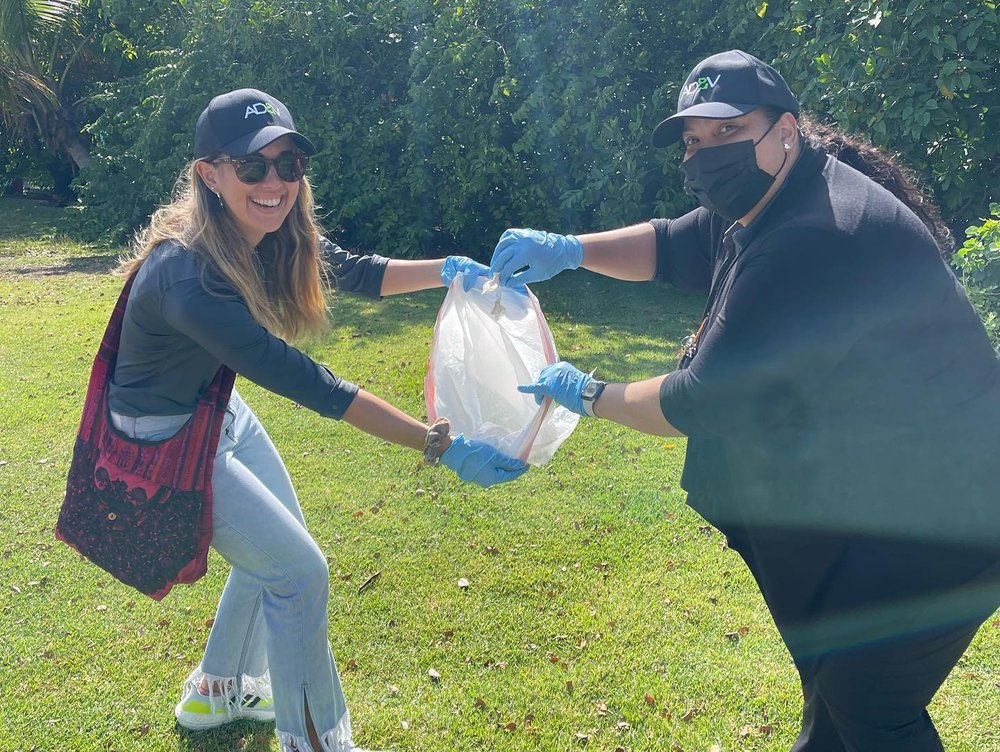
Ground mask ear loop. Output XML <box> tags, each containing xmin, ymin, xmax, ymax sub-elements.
<box><xmin>766</xmin><ymin>116</ymin><xmax>799</xmax><ymax>176</ymax></box>
<box><xmin>755</xmin><ymin>114</ymin><xmax>797</xmax><ymax>153</ymax></box>
<box><xmin>752</xmin><ymin>116</ymin><xmax>781</xmax><ymax>147</ymax></box>
<box><xmin>752</xmin><ymin>116</ymin><xmax>791</xmax><ymax>175</ymax></box>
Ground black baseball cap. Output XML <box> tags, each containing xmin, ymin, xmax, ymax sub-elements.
<box><xmin>193</xmin><ymin>88</ymin><xmax>316</xmax><ymax>159</ymax></box>
<box><xmin>651</xmin><ymin>50</ymin><xmax>799</xmax><ymax>147</ymax></box>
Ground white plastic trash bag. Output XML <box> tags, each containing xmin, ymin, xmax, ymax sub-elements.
<box><xmin>426</xmin><ymin>275</ymin><xmax>579</xmax><ymax>466</ymax></box>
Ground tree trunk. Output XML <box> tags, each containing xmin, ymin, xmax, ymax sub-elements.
<box><xmin>63</xmin><ymin>135</ymin><xmax>90</xmax><ymax>170</ymax></box>
<box><xmin>48</xmin><ymin>159</ymin><xmax>76</xmax><ymax>204</ymax></box>
<box><xmin>33</xmin><ymin>102</ymin><xmax>91</xmax><ymax>171</ymax></box>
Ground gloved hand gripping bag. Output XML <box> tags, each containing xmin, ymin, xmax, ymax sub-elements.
<box><xmin>426</xmin><ymin>275</ymin><xmax>579</xmax><ymax>465</ymax></box>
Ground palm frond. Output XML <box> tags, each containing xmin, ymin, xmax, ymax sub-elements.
<box><xmin>32</xmin><ymin>0</ymin><xmax>82</xmax><ymax>37</ymax></box>
<box><xmin>0</xmin><ymin>57</ymin><xmax>58</xmax><ymax>138</ymax></box>
<box><xmin>0</xmin><ymin>0</ymin><xmax>81</xmax><ymax>42</ymax></box>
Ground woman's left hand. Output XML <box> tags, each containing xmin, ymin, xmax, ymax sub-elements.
<box><xmin>440</xmin><ymin>256</ymin><xmax>490</xmax><ymax>291</ymax></box>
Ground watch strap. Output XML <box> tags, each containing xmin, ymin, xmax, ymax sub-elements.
<box><xmin>581</xmin><ymin>380</ymin><xmax>606</xmax><ymax>417</ymax></box>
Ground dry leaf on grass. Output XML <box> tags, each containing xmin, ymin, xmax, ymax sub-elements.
<box><xmin>357</xmin><ymin>571</ymin><xmax>381</xmax><ymax>594</ymax></box>
<box><xmin>739</xmin><ymin>723</ymin><xmax>774</xmax><ymax>739</ymax></box>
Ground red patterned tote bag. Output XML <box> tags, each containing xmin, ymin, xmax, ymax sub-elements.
<box><xmin>55</xmin><ymin>276</ymin><xmax>236</xmax><ymax>599</ymax></box>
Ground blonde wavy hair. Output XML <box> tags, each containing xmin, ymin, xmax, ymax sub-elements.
<box><xmin>117</xmin><ymin>160</ymin><xmax>329</xmax><ymax>342</ymax></box>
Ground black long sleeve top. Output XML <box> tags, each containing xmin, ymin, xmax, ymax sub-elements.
<box><xmin>650</xmin><ymin>143</ymin><xmax>1000</xmax><ymax>549</ymax></box>
<box><xmin>109</xmin><ymin>237</ymin><xmax>387</xmax><ymax>419</ymax></box>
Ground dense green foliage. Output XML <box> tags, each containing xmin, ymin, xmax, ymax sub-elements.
<box><xmin>954</xmin><ymin>203</ymin><xmax>1000</xmax><ymax>345</ymax></box>
<box><xmin>14</xmin><ymin>0</ymin><xmax>996</xmax><ymax>255</ymax></box>
<box><xmin>763</xmin><ymin>0</ymin><xmax>1000</xmax><ymax>220</ymax></box>
<box><xmin>72</xmin><ymin>0</ymin><xmax>734</xmax><ymax>249</ymax></box>
<box><xmin>0</xmin><ymin>0</ymin><xmax>117</xmax><ymax>196</ymax></box>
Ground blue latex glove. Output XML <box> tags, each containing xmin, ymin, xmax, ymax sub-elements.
<box><xmin>517</xmin><ymin>361</ymin><xmax>593</xmax><ymax>417</ymax></box>
<box><xmin>440</xmin><ymin>434</ymin><xmax>529</xmax><ymax>488</ymax></box>
<box><xmin>489</xmin><ymin>228</ymin><xmax>584</xmax><ymax>287</ymax></box>
<box><xmin>440</xmin><ymin>255</ymin><xmax>490</xmax><ymax>292</ymax></box>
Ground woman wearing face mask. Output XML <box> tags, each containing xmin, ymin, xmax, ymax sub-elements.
<box><xmin>488</xmin><ymin>50</ymin><xmax>1000</xmax><ymax>751</ymax></box>
<box><xmin>109</xmin><ymin>88</ymin><xmax>527</xmax><ymax>752</ymax></box>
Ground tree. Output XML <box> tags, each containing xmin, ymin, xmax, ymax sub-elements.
<box><xmin>0</xmin><ymin>0</ymin><xmax>107</xmax><ymax>195</ymax></box>
<box><xmin>759</xmin><ymin>0</ymin><xmax>999</xmax><ymax>221</ymax></box>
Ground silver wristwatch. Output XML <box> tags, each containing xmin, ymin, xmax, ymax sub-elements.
<box><xmin>580</xmin><ymin>379</ymin><xmax>607</xmax><ymax>417</ymax></box>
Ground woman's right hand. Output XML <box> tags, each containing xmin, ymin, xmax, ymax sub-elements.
<box><xmin>489</xmin><ymin>228</ymin><xmax>583</xmax><ymax>287</ymax></box>
<box><xmin>440</xmin><ymin>255</ymin><xmax>490</xmax><ymax>291</ymax></box>
<box><xmin>440</xmin><ymin>435</ymin><xmax>528</xmax><ymax>488</ymax></box>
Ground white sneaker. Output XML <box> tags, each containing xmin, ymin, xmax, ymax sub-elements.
<box><xmin>174</xmin><ymin>671</ymin><xmax>275</xmax><ymax>730</ymax></box>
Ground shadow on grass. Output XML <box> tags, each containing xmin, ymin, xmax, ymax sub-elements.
<box><xmin>0</xmin><ymin>196</ymin><xmax>79</xmax><ymax>241</ymax></box>
<box><xmin>9</xmin><ymin>253</ymin><xmax>119</xmax><ymax>276</ymax></box>
<box><xmin>175</xmin><ymin>720</ymin><xmax>276</xmax><ymax>751</ymax></box>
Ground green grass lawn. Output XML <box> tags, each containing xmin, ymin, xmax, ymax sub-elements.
<box><xmin>1</xmin><ymin>196</ymin><xmax>998</xmax><ymax>752</ymax></box>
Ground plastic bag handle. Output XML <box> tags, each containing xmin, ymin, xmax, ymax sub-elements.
<box><xmin>517</xmin><ymin>396</ymin><xmax>553</xmax><ymax>462</ymax></box>
<box><xmin>509</xmin><ymin>287</ymin><xmax>559</xmax><ymax>461</ymax></box>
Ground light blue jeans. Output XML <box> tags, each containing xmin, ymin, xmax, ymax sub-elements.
<box><xmin>111</xmin><ymin>390</ymin><xmax>354</xmax><ymax>751</ymax></box>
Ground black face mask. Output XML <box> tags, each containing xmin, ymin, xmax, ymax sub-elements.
<box><xmin>681</xmin><ymin>119</ymin><xmax>787</xmax><ymax>221</ymax></box>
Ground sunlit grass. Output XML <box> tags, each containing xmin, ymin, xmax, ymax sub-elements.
<box><xmin>2</xmin><ymin>197</ymin><xmax>998</xmax><ymax>752</ymax></box>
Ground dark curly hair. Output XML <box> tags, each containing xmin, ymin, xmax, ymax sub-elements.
<box><xmin>789</xmin><ymin>112</ymin><xmax>954</xmax><ymax>256</ymax></box>
<box><xmin>760</xmin><ymin>107</ymin><xmax>953</xmax><ymax>255</ymax></box>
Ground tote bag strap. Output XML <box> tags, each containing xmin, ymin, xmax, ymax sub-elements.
<box><xmin>78</xmin><ymin>276</ymin><xmax>135</xmax><ymax>443</ymax></box>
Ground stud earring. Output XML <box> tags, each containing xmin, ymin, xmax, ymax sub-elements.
<box><xmin>783</xmin><ymin>143</ymin><xmax>791</xmax><ymax>151</ymax></box>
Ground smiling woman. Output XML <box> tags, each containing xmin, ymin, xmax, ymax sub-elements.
<box><xmin>197</xmin><ymin>138</ymin><xmax>305</xmax><ymax>245</ymax></box>
<box><xmin>76</xmin><ymin>87</ymin><xmax>528</xmax><ymax>752</ymax></box>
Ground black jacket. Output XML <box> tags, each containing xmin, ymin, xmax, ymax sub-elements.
<box><xmin>651</xmin><ymin>144</ymin><xmax>1000</xmax><ymax>549</ymax></box>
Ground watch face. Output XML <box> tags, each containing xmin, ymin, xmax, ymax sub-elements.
<box><xmin>582</xmin><ymin>381</ymin><xmax>600</xmax><ymax>398</ymax></box>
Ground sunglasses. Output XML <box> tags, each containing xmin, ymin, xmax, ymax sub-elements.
<box><xmin>211</xmin><ymin>151</ymin><xmax>309</xmax><ymax>184</ymax></box>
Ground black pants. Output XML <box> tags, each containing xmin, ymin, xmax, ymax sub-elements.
<box><xmin>725</xmin><ymin>527</ymin><xmax>1000</xmax><ymax>752</ymax></box>
<box><xmin>790</xmin><ymin>619</ymin><xmax>981</xmax><ymax>751</ymax></box>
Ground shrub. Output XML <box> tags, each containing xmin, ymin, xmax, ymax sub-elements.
<box><xmin>758</xmin><ymin>0</ymin><xmax>999</xmax><ymax>219</ymax></box>
<box><xmin>954</xmin><ymin>203</ymin><xmax>1000</xmax><ymax>346</ymax></box>
<box><xmin>70</xmin><ymin>0</ymin><xmax>768</xmax><ymax>254</ymax></box>
<box><xmin>70</xmin><ymin>0</ymin><xmax>998</xmax><ymax>258</ymax></box>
